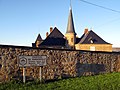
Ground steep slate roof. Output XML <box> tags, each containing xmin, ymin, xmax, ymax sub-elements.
<box><xmin>32</xmin><ymin>34</ymin><xmax>42</xmax><ymax>47</ymax></box>
<box><xmin>66</xmin><ymin>8</ymin><xmax>76</xmax><ymax>34</ymax></box>
<box><xmin>78</xmin><ymin>30</ymin><xmax>111</xmax><ymax>44</ymax></box>
<box><xmin>48</xmin><ymin>27</ymin><xmax>64</xmax><ymax>38</ymax></box>
<box><xmin>75</xmin><ymin>34</ymin><xmax>85</xmax><ymax>44</ymax></box>
<box><xmin>36</xmin><ymin>34</ymin><xmax>42</xmax><ymax>41</ymax></box>
<box><xmin>40</xmin><ymin>27</ymin><xmax>66</xmax><ymax>46</ymax></box>
<box><xmin>76</xmin><ymin>38</ymin><xmax>81</xmax><ymax>44</ymax></box>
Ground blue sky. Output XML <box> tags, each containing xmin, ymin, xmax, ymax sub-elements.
<box><xmin>0</xmin><ymin>0</ymin><xmax>120</xmax><ymax>47</ymax></box>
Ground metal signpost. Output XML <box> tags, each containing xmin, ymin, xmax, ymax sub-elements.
<box><xmin>18</xmin><ymin>56</ymin><xmax>47</xmax><ymax>83</ymax></box>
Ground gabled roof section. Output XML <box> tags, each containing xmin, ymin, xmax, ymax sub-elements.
<box><xmin>48</xmin><ymin>27</ymin><xmax>64</xmax><ymax>38</ymax></box>
<box><xmin>75</xmin><ymin>34</ymin><xmax>85</xmax><ymax>44</ymax></box>
<box><xmin>36</xmin><ymin>34</ymin><xmax>42</xmax><ymax>41</ymax></box>
<box><xmin>76</xmin><ymin>38</ymin><xmax>81</xmax><ymax>44</ymax></box>
<box><xmin>39</xmin><ymin>27</ymin><xmax>66</xmax><ymax>46</ymax></box>
<box><xmin>78</xmin><ymin>30</ymin><xmax>111</xmax><ymax>44</ymax></box>
<box><xmin>66</xmin><ymin>8</ymin><xmax>76</xmax><ymax>34</ymax></box>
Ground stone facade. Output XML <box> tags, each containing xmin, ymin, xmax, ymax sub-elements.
<box><xmin>75</xmin><ymin>44</ymin><xmax>112</xmax><ymax>52</ymax></box>
<box><xmin>65</xmin><ymin>33</ymin><xmax>76</xmax><ymax>48</ymax></box>
<box><xmin>0</xmin><ymin>45</ymin><xmax>119</xmax><ymax>82</ymax></box>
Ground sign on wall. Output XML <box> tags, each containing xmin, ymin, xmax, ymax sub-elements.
<box><xmin>90</xmin><ymin>46</ymin><xmax>96</xmax><ymax>51</ymax></box>
<box><xmin>18</xmin><ymin>56</ymin><xmax>47</xmax><ymax>67</ymax></box>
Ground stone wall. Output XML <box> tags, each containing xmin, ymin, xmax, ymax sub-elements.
<box><xmin>0</xmin><ymin>45</ymin><xmax>119</xmax><ymax>82</ymax></box>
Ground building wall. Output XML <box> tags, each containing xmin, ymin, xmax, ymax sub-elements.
<box><xmin>75</xmin><ymin>44</ymin><xmax>112</xmax><ymax>52</ymax></box>
<box><xmin>65</xmin><ymin>33</ymin><xmax>76</xmax><ymax>47</ymax></box>
<box><xmin>0</xmin><ymin>45</ymin><xmax>119</xmax><ymax>82</ymax></box>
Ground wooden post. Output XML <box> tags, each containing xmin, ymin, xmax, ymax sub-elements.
<box><xmin>39</xmin><ymin>67</ymin><xmax>42</xmax><ymax>82</ymax></box>
<box><xmin>23</xmin><ymin>67</ymin><xmax>26</xmax><ymax>83</ymax></box>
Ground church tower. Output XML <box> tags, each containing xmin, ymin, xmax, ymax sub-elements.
<box><xmin>65</xmin><ymin>6</ymin><xmax>76</xmax><ymax>49</ymax></box>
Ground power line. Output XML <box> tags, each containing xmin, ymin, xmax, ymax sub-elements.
<box><xmin>79</xmin><ymin>0</ymin><xmax>120</xmax><ymax>13</ymax></box>
<box><xmin>96</xmin><ymin>17</ymin><xmax>120</xmax><ymax>28</ymax></box>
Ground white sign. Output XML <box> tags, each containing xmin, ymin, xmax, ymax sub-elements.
<box><xmin>90</xmin><ymin>46</ymin><xmax>96</xmax><ymax>51</ymax></box>
<box><xmin>18</xmin><ymin>56</ymin><xmax>47</xmax><ymax>67</ymax></box>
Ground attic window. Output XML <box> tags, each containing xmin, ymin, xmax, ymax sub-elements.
<box><xmin>90</xmin><ymin>40</ymin><xmax>93</xmax><ymax>43</ymax></box>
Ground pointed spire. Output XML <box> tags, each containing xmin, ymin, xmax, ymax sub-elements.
<box><xmin>66</xmin><ymin>4</ymin><xmax>76</xmax><ymax>34</ymax></box>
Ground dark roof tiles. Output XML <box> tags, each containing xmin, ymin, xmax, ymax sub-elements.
<box><xmin>36</xmin><ymin>34</ymin><xmax>42</xmax><ymax>41</ymax></box>
<box><xmin>48</xmin><ymin>27</ymin><xmax>64</xmax><ymax>38</ymax></box>
<box><xmin>40</xmin><ymin>27</ymin><xmax>66</xmax><ymax>46</ymax></box>
<box><xmin>40</xmin><ymin>38</ymin><xmax>66</xmax><ymax>46</ymax></box>
<box><xmin>78</xmin><ymin>30</ymin><xmax>110</xmax><ymax>44</ymax></box>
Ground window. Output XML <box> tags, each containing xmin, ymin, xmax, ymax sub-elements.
<box><xmin>90</xmin><ymin>40</ymin><xmax>93</xmax><ymax>43</ymax></box>
<box><xmin>71</xmin><ymin>38</ymin><xmax>73</xmax><ymax>42</ymax></box>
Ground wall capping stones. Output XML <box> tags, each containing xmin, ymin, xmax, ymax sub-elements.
<box><xmin>0</xmin><ymin>44</ymin><xmax>120</xmax><ymax>53</ymax></box>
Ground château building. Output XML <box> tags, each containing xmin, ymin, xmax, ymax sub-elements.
<box><xmin>32</xmin><ymin>7</ymin><xmax>112</xmax><ymax>52</ymax></box>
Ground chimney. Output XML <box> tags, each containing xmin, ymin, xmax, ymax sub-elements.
<box><xmin>46</xmin><ymin>32</ymin><xmax>49</xmax><ymax>38</ymax></box>
<box><xmin>84</xmin><ymin>28</ymin><xmax>88</xmax><ymax>34</ymax></box>
<box><xmin>50</xmin><ymin>27</ymin><xmax>53</xmax><ymax>33</ymax></box>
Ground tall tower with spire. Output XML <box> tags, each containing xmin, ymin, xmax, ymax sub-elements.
<box><xmin>65</xmin><ymin>4</ymin><xmax>76</xmax><ymax>49</ymax></box>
